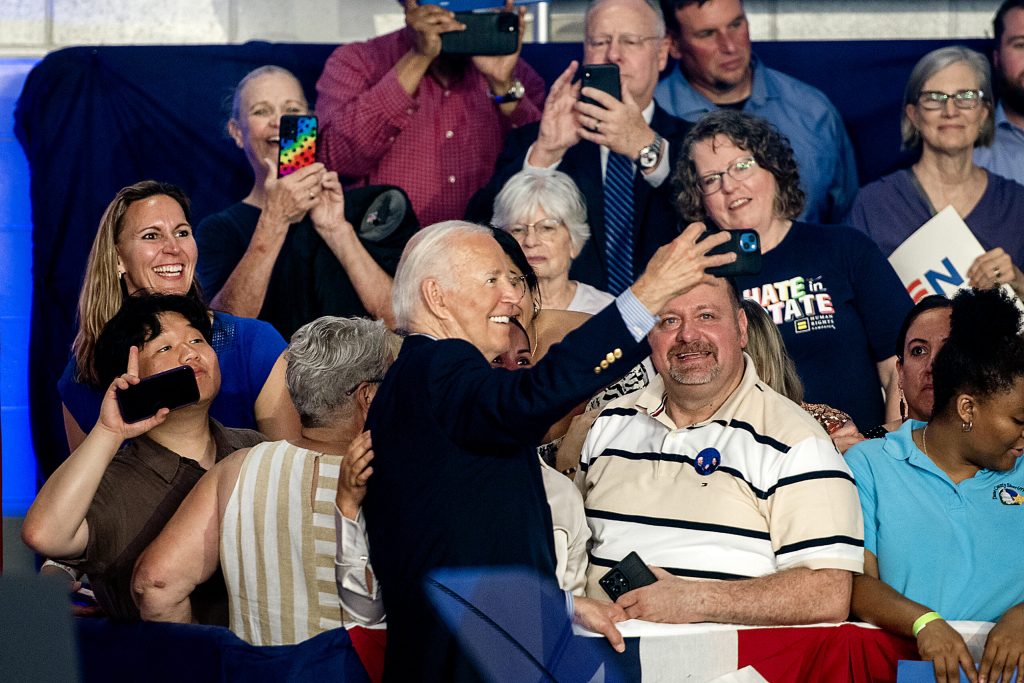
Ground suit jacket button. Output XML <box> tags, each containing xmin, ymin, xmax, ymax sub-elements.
<box><xmin>614</xmin><ymin>348</ymin><xmax>623</xmax><ymax>359</ymax></box>
<box><xmin>600</xmin><ymin>359</ymin><xmax>609</xmax><ymax>369</ymax></box>
<box><xmin>594</xmin><ymin>366</ymin><xmax>602</xmax><ymax>374</ymax></box>
<box><xmin>606</xmin><ymin>352</ymin><xmax>616</xmax><ymax>364</ymax></box>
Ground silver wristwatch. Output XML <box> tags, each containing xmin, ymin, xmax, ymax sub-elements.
<box><xmin>637</xmin><ymin>134</ymin><xmax>664</xmax><ymax>169</ymax></box>
<box><xmin>493</xmin><ymin>79</ymin><xmax>525</xmax><ymax>105</ymax></box>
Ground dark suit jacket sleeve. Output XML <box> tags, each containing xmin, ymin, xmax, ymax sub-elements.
<box><xmin>426</xmin><ymin>305</ymin><xmax>650</xmax><ymax>451</ymax></box>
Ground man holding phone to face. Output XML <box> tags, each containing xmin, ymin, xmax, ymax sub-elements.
<box><xmin>316</xmin><ymin>0</ymin><xmax>545</xmax><ymax>227</ymax></box>
<box><xmin>468</xmin><ymin>0</ymin><xmax>692</xmax><ymax>296</ymax></box>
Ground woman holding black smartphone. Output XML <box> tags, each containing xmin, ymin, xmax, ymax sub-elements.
<box><xmin>24</xmin><ymin>294</ymin><xmax>264</xmax><ymax>623</ymax></box>
<box><xmin>195</xmin><ymin>65</ymin><xmax>395</xmax><ymax>337</ymax></box>
<box><xmin>674</xmin><ymin>110</ymin><xmax>912</xmax><ymax>429</ymax></box>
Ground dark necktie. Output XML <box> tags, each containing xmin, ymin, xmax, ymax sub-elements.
<box><xmin>603</xmin><ymin>151</ymin><xmax>635</xmax><ymax>296</ymax></box>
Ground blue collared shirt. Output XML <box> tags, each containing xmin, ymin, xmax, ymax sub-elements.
<box><xmin>655</xmin><ymin>55</ymin><xmax>859</xmax><ymax>224</ymax></box>
<box><xmin>973</xmin><ymin>102</ymin><xmax>1024</xmax><ymax>187</ymax></box>
<box><xmin>846</xmin><ymin>420</ymin><xmax>1024</xmax><ymax>622</ymax></box>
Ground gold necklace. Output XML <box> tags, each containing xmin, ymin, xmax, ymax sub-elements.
<box><xmin>921</xmin><ymin>425</ymin><xmax>929</xmax><ymax>456</ymax></box>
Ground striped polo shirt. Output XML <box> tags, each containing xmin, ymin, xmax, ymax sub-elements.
<box><xmin>578</xmin><ymin>358</ymin><xmax>864</xmax><ymax>598</ymax></box>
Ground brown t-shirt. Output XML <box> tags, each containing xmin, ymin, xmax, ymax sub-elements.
<box><xmin>65</xmin><ymin>419</ymin><xmax>263</xmax><ymax>623</ymax></box>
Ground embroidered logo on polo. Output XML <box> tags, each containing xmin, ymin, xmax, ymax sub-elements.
<box><xmin>742</xmin><ymin>275</ymin><xmax>835</xmax><ymax>335</ymax></box>
<box><xmin>693</xmin><ymin>447</ymin><xmax>721</xmax><ymax>476</ymax></box>
<box><xmin>993</xmin><ymin>484</ymin><xmax>1024</xmax><ymax>505</ymax></box>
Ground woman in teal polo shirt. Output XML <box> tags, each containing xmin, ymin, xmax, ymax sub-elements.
<box><xmin>847</xmin><ymin>287</ymin><xmax>1024</xmax><ymax>683</ymax></box>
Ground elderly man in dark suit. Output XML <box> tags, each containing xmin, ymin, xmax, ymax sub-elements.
<box><xmin>468</xmin><ymin>0</ymin><xmax>690</xmax><ymax>296</ymax></box>
<box><xmin>363</xmin><ymin>218</ymin><xmax>733</xmax><ymax>682</ymax></box>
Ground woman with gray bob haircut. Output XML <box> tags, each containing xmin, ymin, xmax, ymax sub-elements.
<box><xmin>848</xmin><ymin>45</ymin><xmax>1024</xmax><ymax>299</ymax></box>
<box><xmin>286</xmin><ymin>316</ymin><xmax>393</xmax><ymax>427</ymax></box>
<box><xmin>492</xmin><ymin>169</ymin><xmax>614</xmax><ymax>314</ymax></box>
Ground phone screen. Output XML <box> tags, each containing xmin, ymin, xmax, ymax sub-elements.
<box><xmin>116</xmin><ymin>365</ymin><xmax>200</xmax><ymax>423</ymax></box>
<box><xmin>278</xmin><ymin>114</ymin><xmax>318</xmax><ymax>178</ymax></box>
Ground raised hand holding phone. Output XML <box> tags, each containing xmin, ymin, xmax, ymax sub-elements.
<box><xmin>97</xmin><ymin>346</ymin><xmax>170</xmax><ymax>441</ymax></box>
<box><xmin>259</xmin><ymin>157</ymin><xmax>325</xmax><ymax>229</ymax></box>
<box><xmin>577</xmin><ymin>70</ymin><xmax>657</xmax><ymax>159</ymax></box>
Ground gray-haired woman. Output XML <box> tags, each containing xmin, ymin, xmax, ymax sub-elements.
<box><xmin>492</xmin><ymin>169</ymin><xmax>614</xmax><ymax>314</ymax></box>
<box><xmin>847</xmin><ymin>45</ymin><xmax>1024</xmax><ymax>297</ymax></box>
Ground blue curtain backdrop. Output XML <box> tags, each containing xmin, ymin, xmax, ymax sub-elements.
<box><xmin>14</xmin><ymin>38</ymin><xmax>987</xmax><ymax>477</ymax></box>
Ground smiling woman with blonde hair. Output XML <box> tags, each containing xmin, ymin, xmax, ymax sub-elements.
<box><xmin>58</xmin><ymin>180</ymin><xmax>299</xmax><ymax>452</ymax></box>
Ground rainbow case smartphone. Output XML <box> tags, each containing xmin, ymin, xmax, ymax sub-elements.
<box><xmin>278</xmin><ymin>114</ymin><xmax>317</xmax><ymax>177</ymax></box>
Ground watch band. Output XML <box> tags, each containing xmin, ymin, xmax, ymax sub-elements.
<box><xmin>637</xmin><ymin>134</ymin><xmax>664</xmax><ymax>169</ymax></box>
<box><xmin>493</xmin><ymin>79</ymin><xmax>525</xmax><ymax>105</ymax></box>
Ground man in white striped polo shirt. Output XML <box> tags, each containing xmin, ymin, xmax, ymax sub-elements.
<box><xmin>578</xmin><ymin>276</ymin><xmax>864</xmax><ymax>624</ymax></box>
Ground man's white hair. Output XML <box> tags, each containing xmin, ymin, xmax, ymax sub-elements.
<box><xmin>391</xmin><ymin>220</ymin><xmax>494</xmax><ymax>330</ymax></box>
<box><xmin>584</xmin><ymin>0</ymin><xmax>666</xmax><ymax>38</ymax></box>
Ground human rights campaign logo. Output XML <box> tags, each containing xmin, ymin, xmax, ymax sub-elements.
<box><xmin>742</xmin><ymin>275</ymin><xmax>835</xmax><ymax>335</ymax></box>
<box><xmin>993</xmin><ymin>484</ymin><xmax>1024</xmax><ymax>505</ymax></box>
<box><xmin>906</xmin><ymin>257</ymin><xmax>963</xmax><ymax>303</ymax></box>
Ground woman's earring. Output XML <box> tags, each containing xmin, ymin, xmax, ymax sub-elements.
<box><xmin>532</xmin><ymin>300</ymin><xmax>540</xmax><ymax>315</ymax></box>
<box><xmin>899</xmin><ymin>388</ymin><xmax>907</xmax><ymax>421</ymax></box>
<box><xmin>962</xmin><ymin>419</ymin><xmax>973</xmax><ymax>433</ymax></box>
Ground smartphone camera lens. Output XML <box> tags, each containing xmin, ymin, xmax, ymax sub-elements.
<box><xmin>739</xmin><ymin>233</ymin><xmax>758</xmax><ymax>252</ymax></box>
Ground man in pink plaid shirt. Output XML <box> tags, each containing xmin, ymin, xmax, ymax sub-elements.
<box><xmin>316</xmin><ymin>0</ymin><xmax>546</xmax><ymax>227</ymax></box>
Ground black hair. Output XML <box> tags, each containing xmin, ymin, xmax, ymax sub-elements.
<box><xmin>93</xmin><ymin>293</ymin><xmax>213</xmax><ymax>388</ymax></box>
<box><xmin>995</xmin><ymin>0</ymin><xmax>1024</xmax><ymax>44</ymax></box>
<box><xmin>489</xmin><ymin>225</ymin><xmax>541</xmax><ymax>304</ymax></box>
<box><xmin>931</xmin><ymin>287</ymin><xmax>1024</xmax><ymax>417</ymax></box>
<box><xmin>895</xmin><ymin>295</ymin><xmax>953</xmax><ymax>361</ymax></box>
<box><xmin>659</xmin><ymin>0</ymin><xmax>719</xmax><ymax>35</ymax></box>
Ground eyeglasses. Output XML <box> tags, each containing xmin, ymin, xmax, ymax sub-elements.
<box><xmin>505</xmin><ymin>218</ymin><xmax>565</xmax><ymax>241</ymax></box>
<box><xmin>584</xmin><ymin>34</ymin><xmax>663</xmax><ymax>51</ymax></box>
<box><xmin>509</xmin><ymin>274</ymin><xmax>528</xmax><ymax>300</ymax></box>
<box><xmin>697</xmin><ymin>156</ymin><xmax>758</xmax><ymax>195</ymax></box>
<box><xmin>917</xmin><ymin>89</ymin><xmax>985</xmax><ymax>110</ymax></box>
<box><xmin>344</xmin><ymin>379</ymin><xmax>382</xmax><ymax>396</ymax></box>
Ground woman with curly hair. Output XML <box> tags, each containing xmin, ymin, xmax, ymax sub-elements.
<box><xmin>675</xmin><ymin>110</ymin><xmax>912</xmax><ymax>428</ymax></box>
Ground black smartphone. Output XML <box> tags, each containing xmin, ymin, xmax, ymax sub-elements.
<box><xmin>116</xmin><ymin>365</ymin><xmax>200</xmax><ymax>424</ymax></box>
<box><xmin>580</xmin><ymin>63</ymin><xmax>621</xmax><ymax>108</ymax></box>
<box><xmin>278</xmin><ymin>114</ymin><xmax>317</xmax><ymax>178</ymax></box>
<box><xmin>599</xmin><ymin>551</ymin><xmax>657</xmax><ymax>601</ymax></box>
<box><xmin>440</xmin><ymin>12</ymin><xmax>519</xmax><ymax>56</ymax></box>
<box><xmin>699</xmin><ymin>223</ymin><xmax>762</xmax><ymax>277</ymax></box>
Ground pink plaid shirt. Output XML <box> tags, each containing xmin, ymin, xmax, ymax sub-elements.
<box><xmin>316</xmin><ymin>27</ymin><xmax>545</xmax><ymax>227</ymax></box>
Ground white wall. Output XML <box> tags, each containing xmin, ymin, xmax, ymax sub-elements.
<box><xmin>0</xmin><ymin>0</ymin><xmax>1005</xmax><ymax>57</ymax></box>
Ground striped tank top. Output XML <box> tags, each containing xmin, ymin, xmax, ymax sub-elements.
<box><xmin>220</xmin><ymin>440</ymin><xmax>344</xmax><ymax>645</ymax></box>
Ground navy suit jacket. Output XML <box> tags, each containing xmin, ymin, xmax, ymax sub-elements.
<box><xmin>363</xmin><ymin>304</ymin><xmax>650</xmax><ymax>682</ymax></box>
<box><xmin>466</xmin><ymin>105</ymin><xmax>692</xmax><ymax>290</ymax></box>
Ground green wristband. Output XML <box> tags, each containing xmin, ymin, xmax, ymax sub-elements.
<box><xmin>912</xmin><ymin>611</ymin><xmax>943</xmax><ymax>637</ymax></box>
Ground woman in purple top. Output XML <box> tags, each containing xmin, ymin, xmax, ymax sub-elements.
<box><xmin>847</xmin><ymin>46</ymin><xmax>1024</xmax><ymax>296</ymax></box>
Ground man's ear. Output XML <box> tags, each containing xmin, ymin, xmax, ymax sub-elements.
<box><xmin>736</xmin><ymin>307</ymin><xmax>749</xmax><ymax>349</ymax></box>
<box><xmin>354</xmin><ymin>382</ymin><xmax>378</xmax><ymax>420</ymax></box>
<box><xmin>667</xmin><ymin>31</ymin><xmax>684</xmax><ymax>61</ymax></box>
<box><xmin>422</xmin><ymin>278</ymin><xmax>451</xmax><ymax>321</ymax></box>
<box><xmin>656</xmin><ymin>35</ymin><xmax>671</xmax><ymax>71</ymax></box>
